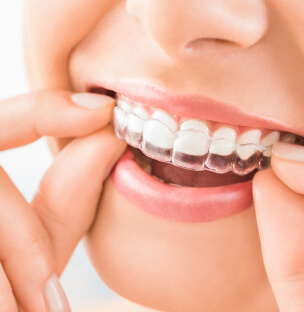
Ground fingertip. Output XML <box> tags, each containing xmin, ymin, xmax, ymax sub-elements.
<box><xmin>100</xmin><ymin>124</ymin><xmax>128</xmax><ymax>151</ymax></box>
<box><xmin>34</xmin><ymin>90</ymin><xmax>116</xmax><ymax>139</ymax></box>
<box><xmin>252</xmin><ymin>158</ymin><xmax>304</xmax><ymax>312</ymax></box>
<box><xmin>71</xmin><ymin>92</ymin><xmax>115</xmax><ymax>110</ymax></box>
<box><xmin>252</xmin><ymin>169</ymin><xmax>274</xmax><ymax>199</ymax></box>
<box><xmin>44</xmin><ymin>274</ymin><xmax>71</xmax><ymax>312</ymax></box>
<box><xmin>271</xmin><ymin>154</ymin><xmax>304</xmax><ymax>195</ymax></box>
<box><xmin>272</xmin><ymin>142</ymin><xmax>304</xmax><ymax>162</ymax></box>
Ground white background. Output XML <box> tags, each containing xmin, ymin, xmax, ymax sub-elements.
<box><xmin>0</xmin><ymin>1</ymin><xmax>127</xmax><ymax>311</ymax></box>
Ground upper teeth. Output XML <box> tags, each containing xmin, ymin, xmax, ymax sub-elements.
<box><xmin>236</xmin><ymin>129</ymin><xmax>261</xmax><ymax>160</ymax></box>
<box><xmin>210</xmin><ymin>127</ymin><xmax>237</xmax><ymax>156</ymax></box>
<box><xmin>174</xmin><ymin>130</ymin><xmax>210</xmax><ymax>156</ymax></box>
<box><xmin>175</xmin><ymin>119</ymin><xmax>210</xmax><ymax>157</ymax></box>
<box><xmin>151</xmin><ymin>110</ymin><xmax>179</xmax><ymax>132</ymax></box>
<box><xmin>180</xmin><ymin>119</ymin><xmax>211</xmax><ymax>135</ymax></box>
<box><xmin>143</xmin><ymin>119</ymin><xmax>175</xmax><ymax>153</ymax></box>
<box><xmin>113</xmin><ymin>96</ymin><xmax>295</xmax><ymax>174</ymax></box>
<box><xmin>260</xmin><ymin>131</ymin><xmax>280</xmax><ymax>147</ymax></box>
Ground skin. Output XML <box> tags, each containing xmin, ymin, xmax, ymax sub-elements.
<box><xmin>0</xmin><ymin>92</ymin><xmax>126</xmax><ymax>311</ymax></box>
<box><xmin>0</xmin><ymin>0</ymin><xmax>302</xmax><ymax>311</ymax></box>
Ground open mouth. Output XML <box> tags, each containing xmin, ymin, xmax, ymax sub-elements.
<box><xmin>90</xmin><ymin>84</ymin><xmax>304</xmax><ymax>222</ymax></box>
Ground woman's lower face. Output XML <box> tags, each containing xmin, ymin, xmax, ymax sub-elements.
<box><xmin>24</xmin><ymin>0</ymin><xmax>304</xmax><ymax>311</ymax></box>
<box><xmin>85</xmin><ymin>180</ymin><xmax>278</xmax><ymax>312</ymax></box>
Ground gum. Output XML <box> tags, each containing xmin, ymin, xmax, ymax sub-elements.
<box><xmin>113</xmin><ymin>106</ymin><xmax>272</xmax><ymax>176</ymax></box>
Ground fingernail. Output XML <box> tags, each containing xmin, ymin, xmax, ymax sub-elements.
<box><xmin>44</xmin><ymin>274</ymin><xmax>71</xmax><ymax>312</ymax></box>
<box><xmin>272</xmin><ymin>142</ymin><xmax>304</xmax><ymax>162</ymax></box>
<box><xmin>71</xmin><ymin>92</ymin><xmax>115</xmax><ymax>109</ymax></box>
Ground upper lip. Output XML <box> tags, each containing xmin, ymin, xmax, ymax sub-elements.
<box><xmin>88</xmin><ymin>79</ymin><xmax>303</xmax><ymax>136</ymax></box>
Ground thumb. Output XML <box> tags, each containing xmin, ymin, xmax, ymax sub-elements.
<box><xmin>32</xmin><ymin>126</ymin><xmax>127</xmax><ymax>274</ymax></box>
<box><xmin>253</xmin><ymin>142</ymin><xmax>304</xmax><ymax>312</ymax></box>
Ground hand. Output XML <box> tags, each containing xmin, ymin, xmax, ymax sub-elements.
<box><xmin>253</xmin><ymin>142</ymin><xmax>304</xmax><ymax>312</ymax></box>
<box><xmin>0</xmin><ymin>90</ymin><xmax>126</xmax><ymax>312</ymax></box>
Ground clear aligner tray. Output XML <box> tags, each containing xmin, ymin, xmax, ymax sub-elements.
<box><xmin>113</xmin><ymin>106</ymin><xmax>273</xmax><ymax>176</ymax></box>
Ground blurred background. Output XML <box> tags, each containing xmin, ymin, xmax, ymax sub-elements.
<box><xmin>0</xmin><ymin>2</ymin><xmax>150</xmax><ymax>311</ymax></box>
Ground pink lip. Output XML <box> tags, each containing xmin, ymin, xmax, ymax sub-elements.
<box><xmin>89</xmin><ymin>79</ymin><xmax>303</xmax><ymax>136</ymax></box>
<box><xmin>111</xmin><ymin>148</ymin><xmax>253</xmax><ymax>223</ymax></box>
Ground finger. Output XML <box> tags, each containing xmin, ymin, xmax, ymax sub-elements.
<box><xmin>271</xmin><ymin>142</ymin><xmax>304</xmax><ymax>194</ymax></box>
<box><xmin>32</xmin><ymin>125</ymin><xmax>127</xmax><ymax>273</ymax></box>
<box><xmin>47</xmin><ymin>137</ymin><xmax>74</xmax><ymax>156</ymax></box>
<box><xmin>0</xmin><ymin>167</ymin><xmax>70</xmax><ymax>312</ymax></box>
<box><xmin>0</xmin><ymin>263</ymin><xmax>18</xmax><ymax>312</ymax></box>
<box><xmin>0</xmin><ymin>91</ymin><xmax>115</xmax><ymax>150</ymax></box>
<box><xmin>253</xmin><ymin>169</ymin><xmax>304</xmax><ymax>312</ymax></box>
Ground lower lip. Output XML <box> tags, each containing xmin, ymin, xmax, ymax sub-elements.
<box><xmin>111</xmin><ymin>148</ymin><xmax>253</xmax><ymax>223</ymax></box>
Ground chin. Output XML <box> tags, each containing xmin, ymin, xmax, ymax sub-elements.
<box><xmin>84</xmin><ymin>178</ymin><xmax>271</xmax><ymax>312</ymax></box>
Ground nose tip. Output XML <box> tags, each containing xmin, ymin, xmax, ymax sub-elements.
<box><xmin>126</xmin><ymin>0</ymin><xmax>268</xmax><ymax>58</ymax></box>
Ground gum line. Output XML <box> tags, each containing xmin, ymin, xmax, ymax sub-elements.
<box><xmin>113</xmin><ymin>106</ymin><xmax>272</xmax><ymax>176</ymax></box>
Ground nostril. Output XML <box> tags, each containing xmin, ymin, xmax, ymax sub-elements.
<box><xmin>184</xmin><ymin>38</ymin><xmax>243</xmax><ymax>55</ymax></box>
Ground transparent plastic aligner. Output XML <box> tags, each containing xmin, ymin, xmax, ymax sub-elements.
<box><xmin>113</xmin><ymin>106</ymin><xmax>273</xmax><ymax>175</ymax></box>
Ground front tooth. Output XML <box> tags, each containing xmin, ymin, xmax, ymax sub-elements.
<box><xmin>236</xmin><ymin>129</ymin><xmax>261</xmax><ymax>159</ymax></box>
<box><xmin>280</xmin><ymin>133</ymin><xmax>296</xmax><ymax>144</ymax></box>
<box><xmin>142</xmin><ymin>119</ymin><xmax>175</xmax><ymax>162</ymax></box>
<box><xmin>172</xmin><ymin>131</ymin><xmax>209</xmax><ymax>170</ymax></box>
<box><xmin>236</xmin><ymin>129</ymin><xmax>261</xmax><ymax>145</ymax></box>
<box><xmin>117</xmin><ymin>99</ymin><xmax>133</xmax><ymax>113</ymax></box>
<box><xmin>133</xmin><ymin>106</ymin><xmax>150</xmax><ymax>120</ymax></box>
<box><xmin>151</xmin><ymin>110</ymin><xmax>179</xmax><ymax>132</ymax></box>
<box><xmin>125</xmin><ymin>107</ymin><xmax>150</xmax><ymax>147</ymax></box>
<box><xmin>113</xmin><ymin>106</ymin><xmax>128</xmax><ymax>140</ymax></box>
<box><xmin>174</xmin><ymin>131</ymin><xmax>210</xmax><ymax>156</ymax></box>
<box><xmin>125</xmin><ymin>114</ymin><xmax>144</xmax><ymax>147</ymax></box>
<box><xmin>210</xmin><ymin>127</ymin><xmax>236</xmax><ymax>155</ymax></box>
<box><xmin>213</xmin><ymin>127</ymin><xmax>237</xmax><ymax>141</ymax></box>
<box><xmin>260</xmin><ymin>131</ymin><xmax>280</xmax><ymax>147</ymax></box>
<box><xmin>180</xmin><ymin>119</ymin><xmax>210</xmax><ymax>136</ymax></box>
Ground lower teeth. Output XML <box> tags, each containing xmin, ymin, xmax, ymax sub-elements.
<box><xmin>168</xmin><ymin>183</ymin><xmax>184</xmax><ymax>187</ymax></box>
<box><xmin>133</xmin><ymin>147</ymin><xmax>255</xmax><ymax>187</ymax></box>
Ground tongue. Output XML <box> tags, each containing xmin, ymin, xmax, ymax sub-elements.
<box><xmin>151</xmin><ymin>160</ymin><xmax>255</xmax><ymax>187</ymax></box>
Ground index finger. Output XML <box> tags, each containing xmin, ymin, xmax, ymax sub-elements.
<box><xmin>270</xmin><ymin>142</ymin><xmax>304</xmax><ymax>195</ymax></box>
<box><xmin>0</xmin><ymin>90</ymin><xmax>115</xmax><ymax>150</ymax></box>
<box><xmin>253</xmin><ymin>168</ymin><xmax>304</xmax><ymax>312</ymax></box>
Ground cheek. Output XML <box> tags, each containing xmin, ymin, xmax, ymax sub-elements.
<box><xmin>24</xmin><ymin>0</ymin><xmax>118</xmax><ymax>89</ymax></box>
<box><xmin>270</xmin><ymin>0</ymin><xmax>304</xmax><ymax>55</ymax></box>
<box><xmin>84</xmin><ymin>178</ymin><xmax>269</xmax><ymax>312</ymax></box>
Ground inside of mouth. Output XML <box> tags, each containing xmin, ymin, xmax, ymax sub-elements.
<box><xmin>90</xmin><ymin>87</ymin><xmax>117</xmax><ymax>98</ymax></box>
<box><xmin>132</xmin><ymin>147</ymin><xmax>256</xmax><ymax>187</ymax></box>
